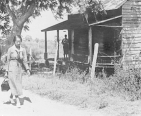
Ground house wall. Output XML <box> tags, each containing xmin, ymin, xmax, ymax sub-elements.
<box><xmin>122</xmin><ymin>0</ymin><xmax>141</xmax><ymax>65</ymax></box>
<box><xmin>92</xmin><ymin>26</ymin><xmax>121</xmax><ymax>64</ymax></box>
<box><xmin>70</xmin><ymin>28</ymin><xmax>89</xmax><ymax>63</ymax></box>
<box><xmin>92</xmin><ymin>27</ymin><xmax>104</xmax><ymax>53</ymax></box>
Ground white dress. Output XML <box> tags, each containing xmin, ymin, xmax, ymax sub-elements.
<box><xmin>6</xmin><ymin>45</ymin><xmax>29</xmax><ymax>96</ymax></box>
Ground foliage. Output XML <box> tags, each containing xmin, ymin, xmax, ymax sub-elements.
<box><xmin>24</xmin><ymin>35</ymin><xmax>32</xmax><ymax>41</ymax></box>
<box><xmin>22</xmin><ymin>73</ymin><xmax>108</xmax><ymax>109</ymax></box>
<box><xmin>0</xmin><ymin>14</ymin><xmax>11</xmax><ymax>35</ymax></box>
<box><xmin>0</xmin><ymin>0</ymin><xmax>72</xmax><ymax>34</ymax></box>
<box><xmin>0</xmin><ymin>0</ymin><xmax>107</xmax><ymax>34</ymax></box>
<box><xmin>57</xmin><ymin>63</ymin><xmax>141</xmax><ymax>101</ymax></box>
<box><xmin>73</xmin><ymin>0</ymin><xmax>106</xmax><ymax>14</ymax></box>
<box><xmin>32</xmin><ymin>48</ymin><xmax>43</xmax><ymax>60</ymax></box>
<box><xmin>62</xmin><ymin>67</ymin><xmax>90</xmax><ymax>83</ymax></box>
<box><xmin>22</xmin><ymin>38</ymin><xmax>44</xmax><ymax>60</ymax></box>
<box><xmin>108</xmin><ymin>64</ymin><xmax>141</xmax><ymax>101</ymax></box>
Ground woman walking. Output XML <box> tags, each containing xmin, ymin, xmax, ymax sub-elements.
<box><xmin>5</xmin><ymin>35</ymin><xmax>30</xmax><ymax>107</ymax></box>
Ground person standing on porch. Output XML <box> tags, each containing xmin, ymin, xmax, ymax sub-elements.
<box><xmin>62</xmin><ymin>34</ymin><xmax>69</xmax><ymax>59</ymax></box>
<box><xmin>4</xmin><ymin>35</ymin><xmax>30</xmax><ymax>107</ymax></box>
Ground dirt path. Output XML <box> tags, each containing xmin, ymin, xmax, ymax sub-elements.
<box><xmin>0</xmin><ymin>78</ymin><xmax>104</xmax><ymax>116</ymax></box>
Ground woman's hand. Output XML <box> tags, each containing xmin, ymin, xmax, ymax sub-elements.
<box><xmin>4</xmin><ymin>71</ymin><xmax>8</xmax><ymax>78</ymax></box>
<box><xmin>27</xmin><ymin>70</ymin><xmax>31</xmax><ymax>76</ymax></box>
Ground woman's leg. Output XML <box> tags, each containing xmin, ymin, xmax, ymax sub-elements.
<box><xmin>10</xmin><ymin>93</ymin><xmax>15</xmax><ymax>104</ymax></box>
<box><xmin>10</xmin><ymin>93</ymin><xmax>13</xmax><ymax>98</ymax></box>
<box><xmin>15</xmin><ymin>95</ymin><xmax>21</xmax><ymax>107</ymax></box>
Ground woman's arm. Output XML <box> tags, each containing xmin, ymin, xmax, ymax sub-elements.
<box><xmin>22</xmin><ymin>48</ymin><xmax>30</xmax><ymax>71</ymax></box>
<box><xmin>5</xmin><ymin>48</ymin><xmax>11</xmax><ymax>72</ymax></box>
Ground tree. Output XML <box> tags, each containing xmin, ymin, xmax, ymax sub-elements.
<box><xmin>0</xmin><ymin>0</ymin><xmax>105</xmax><ymax>52</ymax></box>
<box><xmin>24</xmin><ymin>35</ymin><xmax>32</xmax><ymax>42</ymax></box>
<box><xmin>0</xmin><ymin>0</ymin><xmax>73</xmax><ymax>50</ymax></box>
<box><xmin>35</xmin><ymin>38</ymin><xmax>39</xmax><ymax>43</ymax></box>
<box><xmin>0</xmin><ymin>15</ymin><xmax>11</xmax><ymax>35</ymax></box>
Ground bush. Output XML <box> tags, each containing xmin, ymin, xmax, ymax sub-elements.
<box><xmin>109</xmin><ymin>64</ymin><xmax>141</xmax><ymax>100</ymax></box>
<box><xmin>61</xmin><ymin>67</ymin><xmax>90</xmax><ymax>83</ymax></box>
<box><xmin>24</xmin><ymin>60</ymin><xmax>141</xmax><ymax>102</ymax></box>
<box><xmin>22</xmin><ymin>39</ymin><xmax>44</xmax><ymax>60</ymax></box>
<box><xmin>32</xmin><ymin>48</ymin><xmax>42</xmax><ymax>60</ymax></box>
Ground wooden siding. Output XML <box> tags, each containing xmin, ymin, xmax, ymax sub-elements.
<box><xmin>122</xmin><ymin>0</ymin><xmax>141</xmax><ymax>65</ymax></box>
<box><xmin>74</xmin><ymin>28</ymin><xmax>88</xmax><ymax>55</ymax></box>
<box><xmin>71</xmin><ymin>28</ymin><xmax>89</xmax><ymax>63</ymax></box>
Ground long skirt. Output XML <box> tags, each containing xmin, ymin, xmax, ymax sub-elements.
<box><xmin>8</xmin><ymin>61</ymin><xmax>23</xmax><ymax>96</ymax></box>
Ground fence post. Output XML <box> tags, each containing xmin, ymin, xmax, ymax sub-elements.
<box><xmin>53</xmin><ymin>44</ymin><xmax>58</xmax><ymax>76</ymax></box>
<box><xmin>91</xmin><ymin>43</ymin><xmax>99</xmax><ymax>81</ymax></box>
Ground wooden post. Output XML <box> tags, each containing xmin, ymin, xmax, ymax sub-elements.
<box><xmin>53</xmin><ymin>44</ymin><xmax>58</xmax><ymax>76</ymax></box>
<box><xmin>88</xmin><ymin>26</ymin><xmax>93</xmax><ymax>64</ymax></box>
<box><xmin>57</xmin><ymin>30</ymin><xmax>59</xmax><ymax>59</ymax></box>
<box><xmin>91</xmin><ymin>43</ymin><xmax>99</xmax><ymax>81</ymax></box>
<box><xmin>44</xmin><ymin>31</ymin><xmax>48</xmax><ymax>60</ymax></box>
<box><xmin>70</xmin><ymin>30</ymin><xmax>74</xmax><ymax>61</ymax></box>
<box><xmin>68</xmin><ymin>29</ymin><xmax>71</xmax><ymax>60</ymax></box>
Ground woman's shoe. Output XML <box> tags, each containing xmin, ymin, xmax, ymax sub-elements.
<box><xmin>10</xmin><ymin>98</ymin><xmax>15</xmax><ymax>104</ymax></box>
<box><xmin>16</xmin><ymin>98</ymin><xmax>21</xmax><ymax>108</ymax></box>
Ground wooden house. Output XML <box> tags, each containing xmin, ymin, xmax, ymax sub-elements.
<box><xmin>41</xmin><ymin>0</ymin><xmax>141</xmax><ymax>69</ymax></box>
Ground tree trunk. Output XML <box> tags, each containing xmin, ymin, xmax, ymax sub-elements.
<box><xmin>3</xmin><ymin>3</ymin><xmax>35</xmax><ymax>54</ymax></box>
<box><xmin>4</xmin><ymin>21</ymin><xmax>23</xmax><ymax>53</ymax></box>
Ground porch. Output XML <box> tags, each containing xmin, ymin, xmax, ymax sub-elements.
<box><xmin>41</xmin><ymin>14</ymin><xmax>122</xmax><ymax>71</ymax></box>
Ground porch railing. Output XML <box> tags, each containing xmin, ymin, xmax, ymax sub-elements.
<box><xmin>71</xmin><ymin>53</ymin><xmax>122</xmax><ymax>68</ymax></box>
<box><xmin>96</xmin><ymin>55</ymin><xmax>121</xmax><ymax>68</ymax></box>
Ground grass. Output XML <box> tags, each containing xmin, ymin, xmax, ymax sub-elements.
<box><xmin>22</xmin><ymin>72</ymin><xmax>110</xmax><ymax>109</ymax></box>
<box><xmin>22</xmin><ymin>66</ymin><xmax>141</xmax><ymax>116</ymax></box>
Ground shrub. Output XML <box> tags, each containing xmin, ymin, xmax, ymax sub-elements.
<box><xmin>109</xmin><ymin>63</ymin><xmax>141</xmax><ymax>100</ymax></box>
<box><xmin>31</xmin><ymin>47</ymin><xmax>44</xmax><ymax>60</ymax></box>
<box><xmin>61</xmin><ymin>67</ymin><xmax>90</xmax><ymax>83</ymax></box>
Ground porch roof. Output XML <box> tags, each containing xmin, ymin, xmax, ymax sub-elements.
<box><xmin>41</xmin><ymin>15</ymin><xmax>122</xmax><ymax>32</ymax></box>
<box><xmin>41</xmin><ymin>19</ymin><xmax>88</xmax><ymax>32</ymax></box>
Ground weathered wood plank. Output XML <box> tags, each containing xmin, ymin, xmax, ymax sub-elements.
<box><xmin>122</xmin><ymin>0</ymin><xmax>141</xmax><ymax>64</ymax></box>
<box><xmin>123</xmin><ymin>37</ymin><xmax>141</xmax><ymax>40</ymax></box>
<box><xmin>122</xmin><ymin>47</ymin><xmax>139</xmax><ymax>49</ymax></box>
<box><xmin>88</xmin><ymin>26</ymin><xmax>93</xmax><ymax>64</ymax></box>
<box><xmin>122</xmin><ymin>16</ymin><xmax>141</xmax><ymax>18</ymax></box>
<box><xmin>70</xmin><ymin>30</ymin><xmax>74</xmax><ymax>61</ymax></box>
<box><xmin>123</xmin><ymin>49</ymin><xmax>141</xmax><ymax>52</ymax></box>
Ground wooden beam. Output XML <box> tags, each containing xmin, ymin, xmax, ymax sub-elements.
<box><xmin>91</xmin><ymin>43</ymin><xmax>99</xmax><ymax>81</ymax></box>
<box><xmin>96</xmin><ymin>25</ymin><xmax>123</xmax><ymax>28</ymax></box>
<box><xmin>88</xmin><ymin>26</ymin><xmax>93</xmax><ymax>64</ymax></box>
<box><xmin>89</xmin><ymin>15</ymin><xmax>122</xmax><ymax>26</ymax></box>
<box><xmin>57</xmin><ymin>30</ymin><xmax>59</xmax><ymax>59</ymax></box>
<box><xmin>70</xmin><ymin>30</ymin><xmax>74</xmax><ymax>61</ymax></box>
<box><xmin>68</xmin><ymin>29</ymin><xmax>71</xmax><ymax>60</ymax></box>
<box><xmin>44</xmin><ymin>31</ymin><xmax>48</xmax><ymax>60</ymax></box>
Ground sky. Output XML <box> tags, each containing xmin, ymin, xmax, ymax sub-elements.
<box><xmin>22</xmin><ymin>10</ymin><xmax>68</xmax><ymax>40</ymax></box>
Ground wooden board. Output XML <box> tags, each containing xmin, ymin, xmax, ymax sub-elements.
<box><xmin>122</xmin><ymin>0</ymin><xmax>141</xmax><ymax>65</ymax></box>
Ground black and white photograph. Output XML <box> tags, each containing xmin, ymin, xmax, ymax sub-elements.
<box><xmin>0</xmin><ymin>0</ymin><xmax>141</xmax><ymax>116</ymax></box>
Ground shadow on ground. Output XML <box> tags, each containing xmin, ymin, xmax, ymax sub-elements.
<box><xmin>3</xmin><ymin>96</ymin><xmax>32</xmax><ymax>106</ymax></box>
<box><xmin>20</xmin><ymin>96</ymin><xmax>32</xmax><ymax>105</ymax></box>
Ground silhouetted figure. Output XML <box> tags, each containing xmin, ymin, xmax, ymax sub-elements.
<box><xmin>62</xmin><ymin>35</ymin><xmax>69</xmax><ymax>59</ymax></box>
